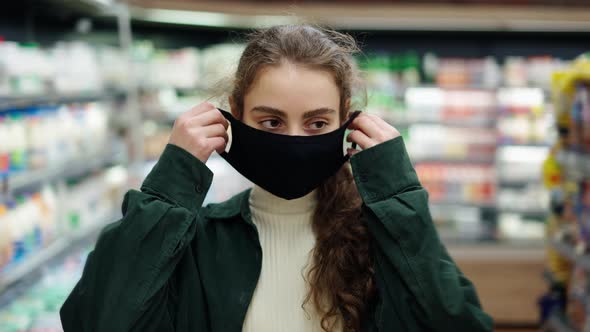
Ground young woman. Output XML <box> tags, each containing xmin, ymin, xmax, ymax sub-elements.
<box><xmin>60</xmin><ymin>25</ymin><xmax>493</xmax><ymax>332</ymax></box>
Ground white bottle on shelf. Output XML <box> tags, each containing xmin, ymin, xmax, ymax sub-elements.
<box><xmin>7</xmin><ymin>113</ymin><xmax>28</xmax><ymax>172</ymax></box>
<box><xmin>0</xmin><ymin>204</ymin><xmax>10</xmax><ymax>271</ymax></box>
<box><xmin>39</xmin><ymin>186</ymin><xmax>58</xmax><ymax>245</ymax></box>
<box><xmin>0</xmin><ymin>116</ymin><xmax>10</xmax><ymax>174</ymax></box>
<box><xmin>6</xmin><ymin>200</ymin><xmax>24</xmax><ymax>265</ymax></box>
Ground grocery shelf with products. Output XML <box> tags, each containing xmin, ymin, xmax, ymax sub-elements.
<box><xmin>539</xmin><ymin>54</ymin><xmax>590</xmax><ymax>332</ymax></box>
<box><xmin>361</xmin><ymin>53</ymin><xmax>567</xmax><ymax>243</ymax></box>
<box><xmin>0</xmin><ymin>1</ymin><xmax>138</xmax><ymax>329</ymax></box>
<box><xmin>3</xmin><ymin>0</ymin><xmax>590</xmax><ymax>330</ymax></box>
<box><xmin>0</xmin><ymin>246</ymin><xmax>92</xmax><ymax>331</ymax></box>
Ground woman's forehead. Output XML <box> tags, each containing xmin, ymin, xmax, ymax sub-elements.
<box><xmin>243</xmin><ymin>62</ymin><xmax>340</xmax><ymax>118</ymax></box>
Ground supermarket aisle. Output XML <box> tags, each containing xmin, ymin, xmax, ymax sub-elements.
<box><xmin>1</xmin><ymin>0</ymin><xmax>590</xmax><ymax>331</ymax></box>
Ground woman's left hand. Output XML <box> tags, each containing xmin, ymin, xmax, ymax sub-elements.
<box><xmin>346</xmin><ymin>113</ymin><xmax>400</xmax><ymax>156</ymax></box>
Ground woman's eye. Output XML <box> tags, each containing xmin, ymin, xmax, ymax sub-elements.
<box><xmin>260</xmin><ymin>119</ymin><xmax>282</xmax><ymax>129</ymax></box>
<box><xmin>309</xmin><ymin>121</ymin><xmax>328</xmax><ymax>130</ymax></box>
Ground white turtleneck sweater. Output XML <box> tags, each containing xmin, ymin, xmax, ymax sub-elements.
<box><xmin>241</xmin><ymin>186</ymin><xmax>342</xmax><ymax>332</ymax></box>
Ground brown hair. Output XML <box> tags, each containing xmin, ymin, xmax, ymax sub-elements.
<box><xmin>230</xmin><ymin>25</ymin><xmax>376</xmax><ymax>332</ymax></box>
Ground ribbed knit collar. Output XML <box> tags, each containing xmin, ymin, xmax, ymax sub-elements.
<box><xmin>249</xmin><ymin>185</ymin><xmax>318</xmax><ymax>215</ymax></box>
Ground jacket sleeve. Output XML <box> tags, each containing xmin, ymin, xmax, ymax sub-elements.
<box><xmin>350</xmin><ymin>137</ymin><xmax>494</xmax><ymax>332</ymax></box>
<box><xmin>60</xmin><ymin>144</ymin><xmax>213</xmax><ymax>332</ymax></box>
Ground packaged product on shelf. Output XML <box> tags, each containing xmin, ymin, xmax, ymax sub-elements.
<box><xmin>540</xmin><ymin>53</ymin><xmax>590</xmax><ymax>328</ymax></box>
<box><xmin>6</xmin><ymin>199</ymin><xmax>25</xmax><ymax>266</ymax></box>
<box><xmin>496</xmin><ymin>87</ymin><xmax>551</xmax><ymax>145</ymax></box>
<box><xmin>6</xmin><ymin>112</ymin><xmax>28</xmax><ymax>172</ymax></box>
<box><xmin>0</xmin><ymin>247</ymin><xmax>91</xmax><ymax>332</ymax></box>
<box><xmin>0</xmin><ymin>42</ymin><xmax>51</xmax><ymax>96</ymax></box>
<box><xmin>407</xmin><ymin>125</ymin><xmax>496</xmax><ymax>162</ymax></box>
<box><xmin>96</xmin><ymin>46</ymin><xmax>129</xmax><ymax>88</ymax></box>
<box><xmin>405</xmin><ymin>87</ymin><xmax>496</xmax><ymax>124</ymax></box>
<box><xmin>0</xmin><ymin>102</ymin><xmax>111</xmax><ymax>177</ymax></box>
<box><xmin>0</xmin><ymin>189</ymin><xmax>57</xmax><ymax>272</ymax></box>
<box><xmin>414</xmin><ymin>163</ymin><xmax>496</xmax><ymax>205</ymax></box>
<box><xmin>0</xmin><ymin>115</ymin><xmax>10</xmax><ymax>175</ymax></box>
<box><xmin>362</xmin><ymin>53</ymin><xmax>419</xmax><ymax>124</ymax></box>
<box><xmin>0</xmin><ymin>39</ymin><xmax>128</xmax><ymax>97</ymax></box>
<box><xmin>428</xmin><ymin>56</ymin><xmax>500</xmax><ymax>88</ymax></box>
<box><xmin>0</xmin><ymin>166</ymin><xmax>126</xmax><ymax>279</ymax></box>
<box><xmin>52</xmin><ymin>42</ymin><xmax>104</xmax><ymax>93</ymax></box>
<box><xmin>497</xmin><ymin>145</ymin><xmax>549</xmax><ymax>182</ymax></box>
<box><xmin>504</xmin><ymin>56</ymin><xmax>568</xmax><ymax>89</ymax></box>
<box><xmin>0</xmin><ymin>204</ymin><xmax>12</xmax><ymax>272</ymax></box>
<box><xmin>361</xmin><ymin>52</ymin><xmax>421</xmax><ymax>104</ymax></box>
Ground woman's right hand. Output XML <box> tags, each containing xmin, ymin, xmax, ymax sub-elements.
<box><xmin>169</xmin><ymin>102</ymin><xmax>229</xmax><ymax>163</ymax></box>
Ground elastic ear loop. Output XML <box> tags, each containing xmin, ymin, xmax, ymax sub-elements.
<box><xmin>347</xmin><ymin>111</ymin><xmax>362</xmax><ymax>150</ymax></box>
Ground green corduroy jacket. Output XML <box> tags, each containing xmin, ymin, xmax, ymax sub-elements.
<box><xmin>60</xmin><ymin>137</ymin><xmax>494</xmax><ymax>332</ymax></box>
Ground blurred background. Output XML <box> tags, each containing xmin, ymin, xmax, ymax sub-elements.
<box><xmin>0</xmin><ymin>0</ymin><xmax>589</xmax><ymax>331</ymax></box>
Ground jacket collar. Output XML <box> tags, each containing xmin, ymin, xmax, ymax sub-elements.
<box><xmin>203</xmin><ymin>188</ymin><xmax>255</xmax><ymax>226</ymax></box>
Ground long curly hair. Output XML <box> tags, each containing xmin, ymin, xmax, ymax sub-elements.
<box><xmin>230</xmin><ymin>25</ymin><xmax>376</xmax><ymax>331</ymax></box>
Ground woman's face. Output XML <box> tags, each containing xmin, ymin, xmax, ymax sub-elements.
<box><xmin>238</xmin><ymin>62</ymin><xmax>342</xmax><ymax>136</ymax></box>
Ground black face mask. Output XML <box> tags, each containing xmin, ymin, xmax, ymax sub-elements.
<box><xmin>218</xmin><ymin>109</ymin><xmax>361</xmax><ymax>200</ymax></box>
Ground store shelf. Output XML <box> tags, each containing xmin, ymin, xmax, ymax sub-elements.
<box><xmin>498</xmin><ymin>206</ymin><xmax>549</xmax><ymax>215</ymax></box>
<box><xmin>128</xmin><ymin>2</ymin><xmax>590</xmax><ymax>32</ymax></box>
<box><xmin>139</xmin><ymin>84</ymin><xmax>208</xmax><ymax>93</ymax></box>
<box><xmin>3</xmin><ymin>151</ymin><xmax>122</xmax><ymax>194</ymax></box>
<box><xmin>498</xmin><ymin>178</ymin><xmax>543</xmax><ymax>186</ymax></box>
<box><xmin>550</xmin><ymin>239</ymin><xmax>590</xmax><ymax>271</ymax></box>
<box><xmin>447</xmin><ymin>242</ymin><xmax>545</xmax><ymax>262</ymax></box>
<box><xmin>412</xmin><ymin>158</ymin><xmax>495</xmax><ymax>165</ymax></box>
<box><xmin>543</xmin><ymin>311</ymin><xmax>578</xmax><ymax>332</ymax></box>
<box><xmin>430</xmin><ymin>201</ymin><xmax>496</xmax><ymax>209</ymax></box>
<box><xmin>0</xmin><ymin>210</ymin><xmax>119</xmax><ymax>306</ymax></box>
<box><xmin>499</xmin><ymin>207</ymin><xmax>548</xmax><ymax>216</ymax></box>
<box><xmin>0</xmin><ymin>89</ymin><xmax>127</xmax><ymax>111</ymax></box>
<box><xmin>386</xmin><ymin>118</ymin><xmax>496</xmax><ymax>128</ymax></box>
<box><xmin>498</xmin><ymin>143</ymin><xmax>550</xmax><ymax>148</ymax></box>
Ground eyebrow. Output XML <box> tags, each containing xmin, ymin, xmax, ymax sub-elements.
<box><xmin>251</xmin><ymin>106</ymin><xmax>336</xmax><ymax>119</ymax></box>
<box><xmin>302</xmin><ymin>108</ymin><xmax>336</xmax><ymax>119</ymax></box>
<box><xmin>251</xmin><ymin>106</ymin><xmax>287</xmax><ymax>118</ymax></box>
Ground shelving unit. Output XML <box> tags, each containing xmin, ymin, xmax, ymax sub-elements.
<box><xmin>4</xmin><ymin>149</ymin><xmax>124</xmax><ymax>194</ymax></box>
<box><xmin>538</xmin><ymin>56</ymin><xmax>590</xmax><ymax>332</ymax></box>
<box><xmin>495</xmin><ymin>86</ymin><xmax>551</xmax><ymax>242</ymax></box>
<box><xmin>0</xmin><ymin>89</ymin><xmax>127</xmax><ymax>111</ymax></box>
<box><xmin>0</xmin><ymin>210</ymin><xmax>120</xmax><ymax>308</ymax></box>
<box><xmin>0</xmin><ymin>2</ymin><xmax>136</xmax><ymax>327</ymax></box>
<box><xmin>0</xmin><ymin>1</ymin><xmax>586</xmax><ymax>329</ymax></box>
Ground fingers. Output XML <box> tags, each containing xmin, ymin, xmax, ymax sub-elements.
<box><xmin>175</xmin><ymin>101</ymin><xmax>217</xmax><ymax>125</ymax></box>
<box><xmin>185</xmin><ymin>101</ymin><xmax>217</xmax><ymax>117</ymax></box>
<box><xmin>208</xmin><ymin>136</ymin><xmax>227</xmax><ymax>154</ymax></box>
<box><xmin>348</xmin><ymin>114</ymin><xmax>383</xmax><ymax>139</ymax></box>
<box><xmin>346</xmin><ymin>113</ymin><xmax>401</xmax><ymax>151</ymax></box>
<box><xmin>194</xmin><ymin>123</ymin><xmax>228</xmax><ymax>139</ymax></box>
<box><xmin>188</xmin><ymin>108</ymin><xmax>229</xmax><ymax>129</ymax></box>
<box><xmin>346</xmin><ymin>128</ymin><xmax>375</xmax><ymax>150</ymax></box>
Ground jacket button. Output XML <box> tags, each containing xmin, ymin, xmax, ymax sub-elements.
<box><xmin>195</xmin><ymin>184</ymin><xmax>203</xmax><ymax>193</ymax></box>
